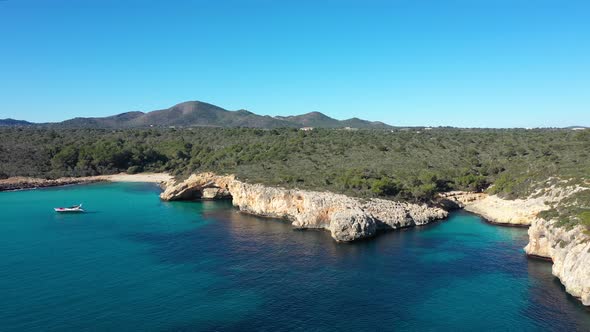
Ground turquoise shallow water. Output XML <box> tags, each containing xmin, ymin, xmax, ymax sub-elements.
<box><xmin>1</xmin><ymin>182</ymin><xmax>589</xmax><ymax>331</ymax></box>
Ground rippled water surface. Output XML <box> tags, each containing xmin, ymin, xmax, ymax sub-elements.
<box><xmin>1</xmin><ymin>182</ymin><xmax>589</xmax><ymax>331</ymax></box>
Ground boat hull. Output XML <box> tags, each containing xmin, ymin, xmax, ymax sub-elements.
<box><xmin>54</xmin><ymin>208</ymin><xmax>84</xmax><ymax>213</ymax></box>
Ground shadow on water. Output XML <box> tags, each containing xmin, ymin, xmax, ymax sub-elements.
<box><xmin>140</xmin><ymin>206</ymin><xmax>590</xmax><ymax>330</ymax></box>
<box><xmin>524</xmin><ymin>257</ymin><xmax>590</xmax><ymax>328</ymax></box>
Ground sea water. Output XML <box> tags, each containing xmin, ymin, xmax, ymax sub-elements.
<box><xmin>0</xmin><ymin>182</ymin><xmax>589</xmax><ymax>331</ymax></box>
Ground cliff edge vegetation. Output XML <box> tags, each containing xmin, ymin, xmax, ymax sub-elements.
<box><xmin>1</xmin><ymin>126</ymin><xmax>588</xmax><ymax>229</ymax></box>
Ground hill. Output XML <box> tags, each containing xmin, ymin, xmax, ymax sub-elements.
<box><xmin>55</xmin><ymin>101</ymin><xmax>393</xmax><ymax>129</ymax></box>
<box><xmin>0</xmin><ymin>118</ymin><xmax>34</xmax><ymax>127</ymax></box>
<box><xmin>276</xmin><ymin>112</ymin><xmax>391</xmax><ymax>129</ymax></box>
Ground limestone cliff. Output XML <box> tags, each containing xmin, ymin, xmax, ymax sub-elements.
<box><xmin>440</xmin><ymin>186</ymin><xmax>585</xmax><ymax>226</ymax></box>
<box><xmin>525</xmin><ymin>218</ymin><xmax>590</xmax><ymax>306</ymax></box>
<box><xmin>162</xmin><ymin>173</ymin><xmax>590</xmax><ymax>306</ymax></box>
<box><xmin>442</xmin><ymin>186</ymin><xmax>590</xmax><ymax>307</ymax></box>
<box><xmin>160</xmin><ymin>173</ymin><xmax>447</xmax><ymax>242</ymax></box>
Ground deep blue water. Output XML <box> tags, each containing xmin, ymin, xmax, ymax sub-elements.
<box><xmin>1</xmin><ymin>182</ymin><xmax>589</xmax><ymax>331</ymax></box>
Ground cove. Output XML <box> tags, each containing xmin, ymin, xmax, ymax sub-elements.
<box><xmin>0</xmin><ymin>182</ymin><xmax>589</xmax><ymax>331</ymax></box>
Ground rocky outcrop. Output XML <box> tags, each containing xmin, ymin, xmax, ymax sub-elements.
<box><xmin>464</xmin><ymin>194</ymin><xmax>543</xmax><ymax>226</ymax></box>
<box><xmin>0</xmin><ymin>176</ymin><xmax>104</xmax><ymax>191</ymax></box>
<box><xmin>525</xmin><ymin>218</ymin><xmax>590</xmax><ymax>306</ymax></box>
<box><xmin>439</xmin><ymin>186</ymin><xmax>585</xmax><ymax>226</ymax></box>
<box><xmin>438</xmin><ymin>191</ymin><xmax>487</xmax><ymax>209</ymax></box>
<box><xmin>0</xmin><ymin>173</ymin><xmax>172</xmax><ymax>192</ymax></box>
<box><xmin>329</xmin><ymin>208</ymin><xmax>377</xmax><ymax>242</ymax></box>
<box><xmin>162</xmin><ymin>173</ymin><xmax>590</xmax><ymax>306</ymax></box>
<box><xmin>441</xmin><ymin>186</ymin><xmax>590</xmax><ymax>306</ymax></box>
<box><xmin>161</xmin><ymin>173</ymin><xmax>448</xmax><ymax>242</ymax></box>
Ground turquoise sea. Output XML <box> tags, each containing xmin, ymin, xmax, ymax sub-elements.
<box><xmin>1</xmin><ymin>182</ymin><xmax>589</xmax><ymax>331</ymax></box>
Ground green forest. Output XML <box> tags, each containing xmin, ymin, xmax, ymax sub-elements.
<box><xmin>1</xmin><ymin>127</ymin><xmax>588</xmax><ymax>199</ymax></box>
<box><xmin>2</xmin><ymin>126</ymin><xmax>589</xmax><ymax>229</ymax></box>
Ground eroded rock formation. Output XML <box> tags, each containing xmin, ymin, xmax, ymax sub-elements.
<box><xmin>440</xmin><ymin>186</ymin><xmax>585</xmax><ymax>226</ymax></box>
<box><xmin>525</xmin><ymin>218</ymin><xmax>590</xmax><ymax>306</ymax></box>
<box><xmin>161</xmin><ymin>173</ymin><xmax>447</xmax><ymax>242</ymax></box>
<box><xmin>161</xmin><ymin>172</ymin><xmax>590</xmax><ymax>306</ymax></box>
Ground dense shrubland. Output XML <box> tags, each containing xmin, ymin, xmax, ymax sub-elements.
<box><xmin>1</xmin><ymin>127</ymin><xmax>588</xmax><ymax>205</ymax></box>
<box><xmin>539</xmin><ymin>189</ymin><xmax>590</xmax><ymax>233</ymax></box>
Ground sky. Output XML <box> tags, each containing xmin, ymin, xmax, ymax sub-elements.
<box><xmin>0</xmin><ymin>0</ymin><xmax>588</xmax><ymax>127</ymax></box>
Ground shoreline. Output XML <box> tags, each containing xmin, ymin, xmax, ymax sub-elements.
<box><xmin>526</xmin><ymin>253</ymin><xmax>553</xmax><ymax>262</ymax></box>
<box><xmin>479</xmin><ymin>217</ymin><xmax>530</xmax><ymax>228</ymax></box>
<box><xmin>97</xmin><ymin>173</ymin><xmax>173</xmax><ymax>183</ymax></box>
<box><xmin>0</xmin><ymin>173</ymin><xmax>172</xmax><ymax>192</ymax></box>
<box><xmin>158</xmin><ymin>172</ymin><xmax>590</xmax><ymax>307</ymax></box>
<box><xmin>160</xmin><ymin>172</ymin><xmax>449</xmax><ymax>242</ymax></box>
<box><xmin>3</xmin><ymin>171</ymin><xmax>589</xmax><ymax>306</ymax></box>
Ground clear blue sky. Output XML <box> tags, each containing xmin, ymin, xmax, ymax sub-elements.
<box><xmin>1</xmin><ymin>0</ymin><xmax>588</xmax><ymax>127</ymax></box>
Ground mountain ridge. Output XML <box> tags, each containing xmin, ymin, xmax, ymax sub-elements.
<box><xmin>0</xmin><ymin>118</ymin><xmax>35</xmax><ymax>127</ymax></box>
<box><xmin>3</xmin><ymin>101</ymin><xmax>394</xmax><ymax>129</ymax></box>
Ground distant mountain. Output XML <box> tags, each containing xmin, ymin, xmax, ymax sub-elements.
<box><xmin>54</xmin><ymin>101</ymin><xmax>393</xmax><ymax>129</ymax></box>
<box><xmin>340</xmin><ymin>118</ymin><xmax>392</xmax><ymax>129</ymax></box>
<box><xmin>276</xmin><ymin>112</ymin><xmax>392</xmax><ymax>129</ymax></box>
<box><xmin>276</xmin><ymin>112</ymin><xmax>342</xmax><ymax>128</ymax></box>
<box><xmin>0</xmin><ymin>118</ymin><xmax>34</xmax><ymax>127</ymax></box>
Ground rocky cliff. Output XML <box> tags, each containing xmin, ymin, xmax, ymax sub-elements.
<box><xmin>438</xmin><ymin>186</ymin><xmax>590</xmax><ymax>307</ymax></box>
<box><xmin>525</xmin><ymin>218</ymin><xmax>590</xmax><ymax>306</ymax></box>
<box><xmin>161</xmin><ymin>173</ymin><xmax>590</xmax><ymax>306</ymax></box>
<box><xmin>160</xmin><ymin>173</ymin><xmax>447</xmax><ymax>242</ymax></box>
<box><xmin>0</xmin><ymin>176</ymin><xmax>103</xmax><ymax>191</ymax></box>
<box><xmin>440</xmin><ymin>186</ymin><xmax>585</xmax><ymax>226</ymax></box>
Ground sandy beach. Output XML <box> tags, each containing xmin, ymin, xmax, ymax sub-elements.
<box><xmin>96</xmin><ymin>173</ymin><xmax>173</xmax><ymax>183</ymax></box>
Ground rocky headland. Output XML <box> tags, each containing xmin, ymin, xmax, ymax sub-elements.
<box><xmin>5</xmin><ymin>171</ymin><xmax>588</xmax><ymax>306</ymax></box>
<box><xmin>162</xmin><ymin>173</ymin><xmax>590</xmax><ymax>306</ymax></box>
<box><xmin>0</xmin><ymin>176</ymin><xmax>104</xmax><ymax>191</ymax></box>
<box><xmin>160</xmin><ymin>172</ymin><xmax>448</xmax><ymax>242</ymax></box>
<box><xmin>0</xmin><ymin>173</ymin><xmax>172</xmax><ymax>191</ymax></box>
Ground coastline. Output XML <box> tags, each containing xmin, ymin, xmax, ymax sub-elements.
<box><xmin>160</xmin><ymin>172</ymin><xmax>448</xmax><ymax>242</ymax></box>
<box><xmin>479</xmin><ymin>217</ymin><xmax>530</xmax><ymax>228</ymax></box>
<box><xmin>159</xmin><ymin>173</ymin><xmax>590</xmax><ymax>306</ymax></box>
<box><xmin>0</xmin><ymin>173</ymin><xmax>172</xmax><ymax>192</ymax></box>
<box><xmin>97</xmin><ymin>173</ymin><xmax>173</xmax><ymax>183</ymax></box>
<box><xmin>3</xmin><ymin>171</ymin><xmax>588</xmax><ymax>306</ymax></box>
<box><xmin>452</xmin><ymin>189</ymin><xmax>590</xmax><ymax>306</ymax></box>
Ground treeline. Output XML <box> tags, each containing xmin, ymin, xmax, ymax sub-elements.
<box><xmin>0</xmin><ymin>127</ymin><xmax>588</xmax><ymax>203</ymax></box>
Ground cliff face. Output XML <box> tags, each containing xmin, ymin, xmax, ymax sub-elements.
<box><xmin>440</xmin><ymin>186</ymin><xmax>585</xmax><ymax>226</ymax></box>
<box><xmin>525</xmin><ymin>218</ymin><xmax>590</xmax><ymax>306</ymax></box>
<box><xmin>464</xmin><ymin>194</ymin><xmax>545</xmax><ymax>226</ymax></box>
<box><xmin>162</xmin><ymin>173</ymin><xmax>590</xmax><ymax>306</ymax></box>
<box><xmin>161</xmin><ymin>173</ymin><xmax>447</xmax><ymax>242</ymax></box>
<box><xmin>433</xmin><ymin>187</ymin><xmax>590</xmax><ymax>307</ymax></box>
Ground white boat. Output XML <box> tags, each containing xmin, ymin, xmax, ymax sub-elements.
<box><xmin>54</xmin><ymin>204</ymin><xmax>84</xmax><ymax>213</ymax></box>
